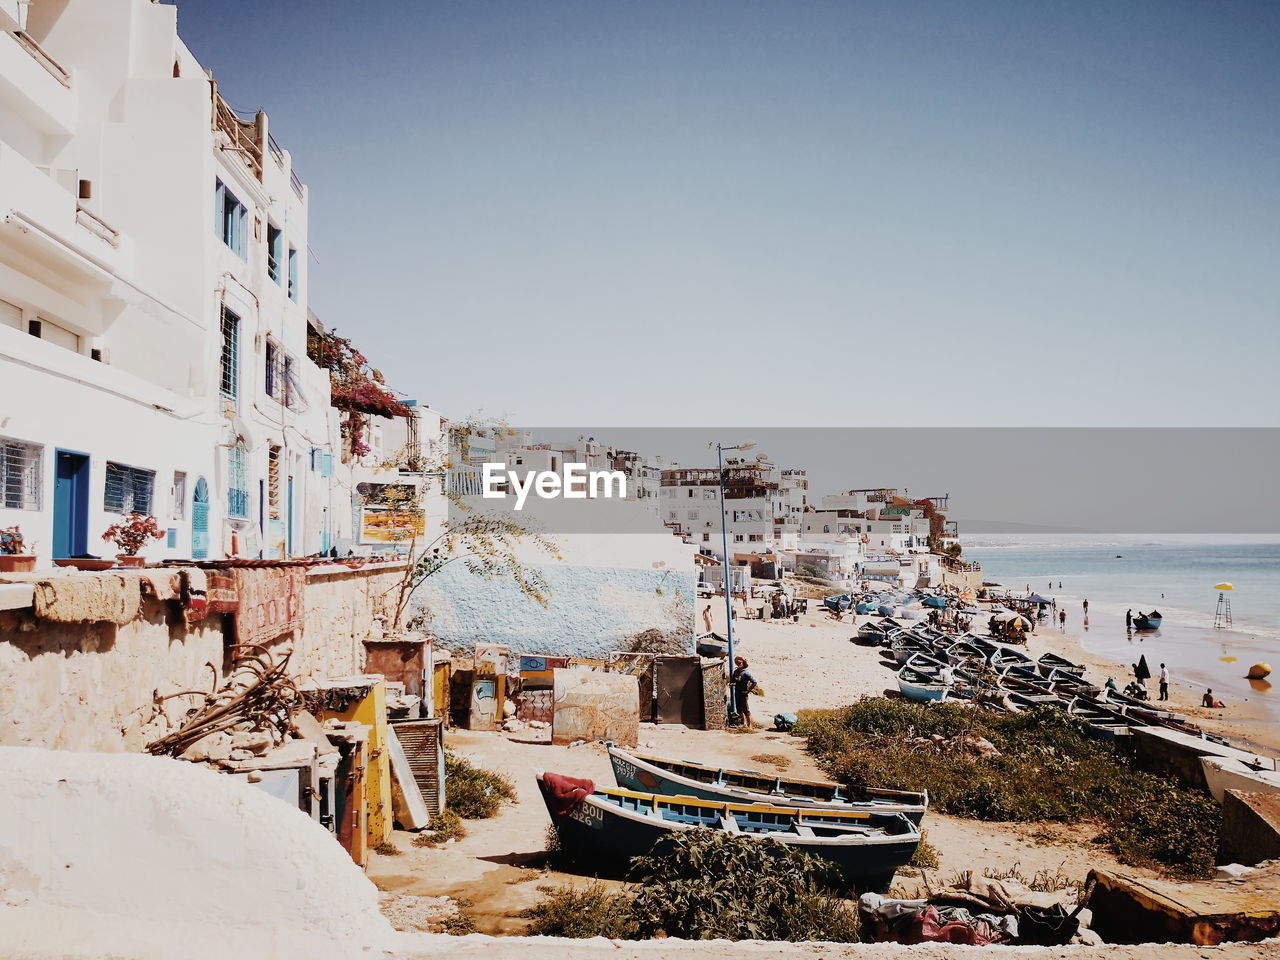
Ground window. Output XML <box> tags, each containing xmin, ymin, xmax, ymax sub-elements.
<box><xmin>748</xmin><ymin>534</ymin><xmax>763</xmax><ymax>542</ymax></box>
<box><xmin>228</xmin><ymin>443</ymin><xmax>249</xmax><ymax>518</ymax></box>
<box><xmin>267</xmin><ymin>444</ymin><xmax>282</xmax><ymax>521</ymax></box>
<box><xmin>171</xmin><ymin>471</ymin><xmax>187</xmax><ymax>520</ymax></box>
<box><xmin>104</xmin><ymin>462</ymin><xmax>155</xmax><ymax>514</ymax></box>
<box><xmin>287</xmin><ymin>246</ymin><xmax>298</xmax><ymax>302</ymax></box>
<box><xmin>734</xmin><ymin>534</ymin><xmax>744</xmax><ymax>543</ymax></box>
<box><xmin>215</xmin><ymin>180</ymin><xmax>248</xmax><ymax>258</ymax></box>
<box><xmin>219</xmin><ymin>307</ymin><xmax>239</xmax><ymax>400</ymax></box>
<box><xmin>702</xmin><ymin>533</ymin><xmax>710</xmax><ymax>542</ymax></box>
<box><xmin>0</xmin><ymin>298</ymin><xmax>21</xmax><ymax>331</ymax></box>
<box><xmin>1</xmin><ymin>437</ymin><xmax>42</xmax><ymax>510</ymax></box>
<box><xmin>267</xmin><ymin>224</ymin><xmax>283</xmax><ymax>284</ymax></box>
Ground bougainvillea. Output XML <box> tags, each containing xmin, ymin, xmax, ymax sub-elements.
<box><xmin>308</xmin><ymin>327</ymin><xmax>410</xmax><ymax>419</ymax></box>
<box><xmin>102</xmin><ymin>513</ymin><xmax>165</xmax><ymax>556</ymax></box>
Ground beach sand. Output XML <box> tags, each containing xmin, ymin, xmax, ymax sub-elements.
<box><xmin>370</xmin><ymin>598</ymin><xmax>1280</xmax><ymax>934</ymax></box>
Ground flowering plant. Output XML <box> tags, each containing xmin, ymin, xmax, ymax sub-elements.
<box><xmin>0</xmin><ymin>525</ymin><xmax>26</xmax><ymax>555</ymax></box>
<box><xmin>102</xmin><ymin>513</ymin><xmax>165</xmax><ymax>556</ymax></box>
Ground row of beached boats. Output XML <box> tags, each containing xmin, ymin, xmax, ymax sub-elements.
<box><xmin>536</xmin><ymin>743</ymin><xmax>928</xmax><ymax>893</ymax></box>
<box><xmin>858</xmin><ymin>618</ymin><xmax>1229</xmax><ymax>744</ymax></box>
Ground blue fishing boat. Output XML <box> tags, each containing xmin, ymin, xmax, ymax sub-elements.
<box><xmin>890</xmin><ymin>634</ymin><xmax>934</xmax><ymax>663</ymax></box>
<box><xmin>823</xmin><ymin>594</ymin><xmax>853</xmax><ymax>613</ymax></box>
<box><xmin>605</xmin><ymin>744</ymin><xmax>928</xmax><ymax>825</ymax></box>
<box><xmin>535</xmin><ymin>772</ymin><xmax>921</xmax><ymax>893</ymax></box>
<box><xmin>1132</xmin><ymin>611</ymin><xmax>1162</xmax><ymax>631</ymax></box>
<box><xmin>897</xmin><ymin>660</ymin><xmax>954</xmax><ymax>702</ymax></box>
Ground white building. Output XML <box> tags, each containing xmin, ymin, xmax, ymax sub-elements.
<box><xmin>0</xmin><ymin>0</ymin><xmax>333</xmax><ymax>563</ymax></box>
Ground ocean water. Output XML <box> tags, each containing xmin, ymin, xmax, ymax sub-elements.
<box><xmin>963</xmin><ymin>535</ymin><xmax>1280</xmax><ymax>723</ymax></box>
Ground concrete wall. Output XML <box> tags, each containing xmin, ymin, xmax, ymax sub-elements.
<box><xmin>1220</xmin><ymin>791</ymin><xmax>1280</xmax><ymax>867</ymax></box>
<box><xmin>414</xmin><ymin>561</ymin><xmax>696</xmax><ymax>658</ymax></box>
<box><xmin>0</xmin><ymin>561</ymin><xmax>405</xmax><ymax>751</ymax></box>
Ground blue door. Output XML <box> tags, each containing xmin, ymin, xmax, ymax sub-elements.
<box><xmin>191</xmin><ymin>477</ymin><xmax>209</xmax><ymax>560</ymax></box>
<box><xmin>53</xmin><ymin>450</ymin><xmax>90</xmax><ymax>558</ymax></box>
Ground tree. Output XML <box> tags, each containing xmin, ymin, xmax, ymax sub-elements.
<box><xmin>364</xmin><ymin>419</ymin><xmax>560</xmax><ymax>631</ymax></box>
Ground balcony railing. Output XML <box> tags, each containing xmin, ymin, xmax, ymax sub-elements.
<box><xmin>12</xmin><ymin>31</ymin><xmax>70</xmax><ymax>88</ymax></box>
<box><xmin>212</xmin><ymin>91</ymin><xmax>263</xmax><ymax>181</ymax></box>
<box><xmin>76</xmin><ymin>205</ymin><xmax>119</xmax><ymax>247</ymax></box>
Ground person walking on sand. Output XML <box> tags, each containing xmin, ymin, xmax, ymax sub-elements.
<box><xmin>1059</xmin><ymin>609</ymin><xmax>1066</xmax><ymax>628</ymax></box>
<box><xmin>731</xmin><ymin>656</ymin><xmax>759</xmax><ymax>728</ymax></box>
<box><xmin>1158</xmin><ymin>663</ymin><xmax>1170</xmax><ymax>701</ymax></box>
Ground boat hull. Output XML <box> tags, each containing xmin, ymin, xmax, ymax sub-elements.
<box><xmin>537</xmin><ymin>776</ymin><xmax>919</xmax><ymax>893</ymax></box>
<box><xmin>607</xmin><ymin>746</ymin><xmax>928</xmax><ymax>825</ymax></box>
<box><xmin>1200</xmin><ymin>757</ymin><xmax>1280</xmax><ymax>803</ymax></box>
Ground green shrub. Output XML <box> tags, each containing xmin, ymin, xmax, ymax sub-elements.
<box><xmin>445</xmin><ymin>751</ymin><xmax>517</xmax><ymax>819</ymax></box>
<box><xmin>908</xmin><ymin>832</ymin><xmax>939</xmax><ymax>868</ymax></box>
<box><xmin>413</xmin><ymin>809</ymin><xmax>466</xmax><ymax>847</ymax></box>
<box><xmin>627</xmin><ymin>831</ymin><xmax>860</xmax><ymax>941</ymax></box>
<box><xmin>522</xmin><ymin>883</ymin><xmax>639</xmax><ymax>938</ymax></box>
<box><xmin>796</xmin><ymin>698</ymin><xmax>1219</xmax><ymax>878</ymax></box>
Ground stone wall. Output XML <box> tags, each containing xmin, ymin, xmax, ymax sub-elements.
<box><xmin>0</xmin><ymin>562</ymin><xmax>406</xmax><ymax>752</ymax></box>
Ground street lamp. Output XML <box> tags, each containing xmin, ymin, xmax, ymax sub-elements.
<box><xmin>712</xmin><ymin>439</ymin><xmax>756</xmax><ymax>721</ymax></box>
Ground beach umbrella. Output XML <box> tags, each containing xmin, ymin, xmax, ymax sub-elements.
<box><xmin>1135</xmin><ymin>655</ymin><xmax>1151</xmax><ymax>680</ymax></box>
<box><xmin>1006</xmin><ymin>615</ymin><xmax>1032</xmax><ymax>630</ymax></box>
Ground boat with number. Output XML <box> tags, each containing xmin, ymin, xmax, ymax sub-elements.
<box><xmin>536</xmin><ymin>771</ymin><xmax>921</xmax><ymax>893</ymax></box>
<box><xmin>606</xmin><ymin>743</ymin><xmax>928</xmax><ymax>824</ymax></box>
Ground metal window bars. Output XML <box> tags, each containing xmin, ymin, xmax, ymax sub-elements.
<box><xmin>1</xmin><ymin>439</ymin><xmax>42</xmax><ymax>511</ymax></box>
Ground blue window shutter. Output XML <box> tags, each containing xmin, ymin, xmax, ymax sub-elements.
<box><xmin>321</xmin><ymin>452</ymin><xmax>333</xmax><ymax>478</ymax></box>
<box><xmin>166</xmin><ymin>528</ymin><xmax>177</xmax><ymax>548</ymax></box>
<box><xmin>215</xmin><ymin>181</ymin><xmax>223</xmax><ymax>240</ymax></box>
<box><xmin>287</xmin><ymin>248</ymin><xmax>298</xmax><ymax>302</ymax></box>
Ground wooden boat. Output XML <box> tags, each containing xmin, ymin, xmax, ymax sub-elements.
<box><xmin>535</xmin><ymin>772</ymin><xmax>921</xmax><ymax>893</ymax></box>
<box><xmin>606</xmin><ymin>744</ymin><xmax>928</xmax><ymax>824</ymax></box>
<box><xmin>1199</xmin><ymin>756</ymin><xmax>1280</xmax><ymax>803</ymax></box>
<box><xmin>1132</xmin><ymin>611</ymin><xmax>1162</xmax><ymax>631</ymax></box>
<box><xmin>988</xmin><ymin>644</ymin><xmax>1039</xmax><ymax>676</ymax></box>
<box><xmin>1066</xmin><ymin>698</ymin><xmax>1137</xmax><ymax>737</ymax></box>
<box><xmin>856</xmin><ymin>621</ymin><xmax>893</xmax><ymax>646</ymax></box>
<box><xmin>897</xmin><ymin>660</ymin><xmax>957</xmax><ymax>702</ymax></box>
<box><xmin>890</xmin><ymin>634</ymin><xmax>935</xmax><ymax>664</ymax></box>
<box><xmin>823</xmin><ymin>594</ymin><xmax>853</xmax><ymax>613</ymax></box>
<box><xmin>938</xmin><ymin>638</ymin><xmax>987</xmax><ymax>666</ymax></box>
<box><xmin>1037</xmin><ymin>652</ymin><xmax>1086</xmax><ymax>678</ymax></box>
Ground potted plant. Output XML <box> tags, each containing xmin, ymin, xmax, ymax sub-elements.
<box><xmin>0</xmin><ymin>525</ymin><xmax>36</xmax><ymax>573</ymax></box>
<box><xmin>102</xmin><ymin>513</ymin><xmax>164</xmax><ymax>567</ymax></box>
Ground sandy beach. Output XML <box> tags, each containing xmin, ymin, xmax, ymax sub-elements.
<box><xmin>370</xmin><ymin>596</ymin><xmax>1280</xmax><ymax>934</ymax></box>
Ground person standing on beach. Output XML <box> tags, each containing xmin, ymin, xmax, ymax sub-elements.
<box><xmin>731</xmin><ymin>656</ymin><xmax>758</xmax><ymax>728</ymax></box>
<box><xmin>702</xmin><ymin>605</ymin><xmax>713</xmax><ymax>632</ymax></box>
<box><xmin>1126</xmin><ymin>609</ymin><xmax>1133</xmax><ymax>629</ymax></box>
<box><xmin>1059</xmin><ymin>609</ymin><xmax>1066</xmax><ymax>628</ymax></box>
<box><xmin>1083</xmin><ymin>598</ymin><xmax>1089</xmax><ymax>614</ymax></box>
<box><xmin>1158</xmin><ymin>663</ymin><xmax>1170</xmax><ymax>701</ymax></box>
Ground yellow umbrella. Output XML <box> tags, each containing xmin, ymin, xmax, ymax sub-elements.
<box><xmin>1214</xmin><ymin>582</ymin><xmax>1233</xmax><ymax>591</ymax></box>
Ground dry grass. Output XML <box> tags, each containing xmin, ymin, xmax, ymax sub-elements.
<box><xmin>749</xmin><ymin>753</ymin><xmax>792</xmax><ymax>768</ymax></box>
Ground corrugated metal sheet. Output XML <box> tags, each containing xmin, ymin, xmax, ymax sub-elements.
<box><xmin>391</xmin><ymin>718</ymin><xmax>445</xmax><ymax>816</ymax></box>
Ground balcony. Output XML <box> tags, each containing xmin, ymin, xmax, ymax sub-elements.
<box><xmin>0</xmin><ymin>29</ymin><xmax>75</xmax><ymax>135</ymax></box>
<box><xmin>213</xmin><ymin>92</ymin><xmax>263</xmax><ymax>181</ymax></box>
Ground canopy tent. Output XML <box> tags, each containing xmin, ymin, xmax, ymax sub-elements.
<box><xmin>1026</xmin><ymin>593</ymin><xmax>1053</xmax><ymax>605</ymax></box>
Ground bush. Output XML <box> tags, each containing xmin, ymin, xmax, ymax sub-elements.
<box><xmin>445</xmin><ymin>751</ymin><xmax>516</xmax><ymax>819</ymax></box>
<box><xmin>522</xmin><ymin>883</ymin><xmax>638</xmax><ymax>938</ymax></box>
<box><xmin>522</xmin><ymin>831</ymin><xmax>860</xmax><ymax>941</ymax></box>
<box><xmin>628</xmin><ymin>831</ymin><xmax>859</xmax><ymax>941</ymax></box>
<box><xmin>796</xmin><ymin>698</ymin><xmax>1220</xmax><ymax>878</ymax></box>
<box><xmin>413</xmin><ymin>809</ymin><xmax>466</xmax><ymax>847</ymax></box>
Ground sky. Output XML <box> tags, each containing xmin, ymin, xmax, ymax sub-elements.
<box><xmin>175</xmin><ymin>1</ymin><xmax>1280</xmax><ymax>428</ymax></box>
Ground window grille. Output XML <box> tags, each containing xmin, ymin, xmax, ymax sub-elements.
<box><xmin>228</xmin><ymin>444</ymin><xmax>249</xmax><ymax>518</ymax></box>
<box><xmin>220</xmin><ymin>308</ymin><xmax>239</xmax><ymax>399</ymax></box>
<box><xmin>1</xmin><ymin>438</ymin><xmax>42</xmax><ymax>510</ymax></box>
<box><xmin>267</xmin><ymin>445</ymin><xmax>282</xmax><ymax>520</ymax></box>
<box><xmin>104</xmin><ymin>462</ymin><xmax>155</xmax><ymax>514</ymax></box>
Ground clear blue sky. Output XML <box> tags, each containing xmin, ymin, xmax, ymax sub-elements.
<box><xmin>177</xmin><ymin>1</ymin><xmax>1279</xmax><ymax>427</ymax></box>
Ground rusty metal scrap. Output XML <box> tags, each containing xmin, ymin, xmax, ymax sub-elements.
<box><xmin>145</xmin><ymin>644</ymin><xmax>302</xmax><ymax>757</ymax></box>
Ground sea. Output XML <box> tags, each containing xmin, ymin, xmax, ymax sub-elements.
<box><xmin>962</xmin><ymin>535</ymin><xmax>1280</xmax><ymax>724</ymax></box>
